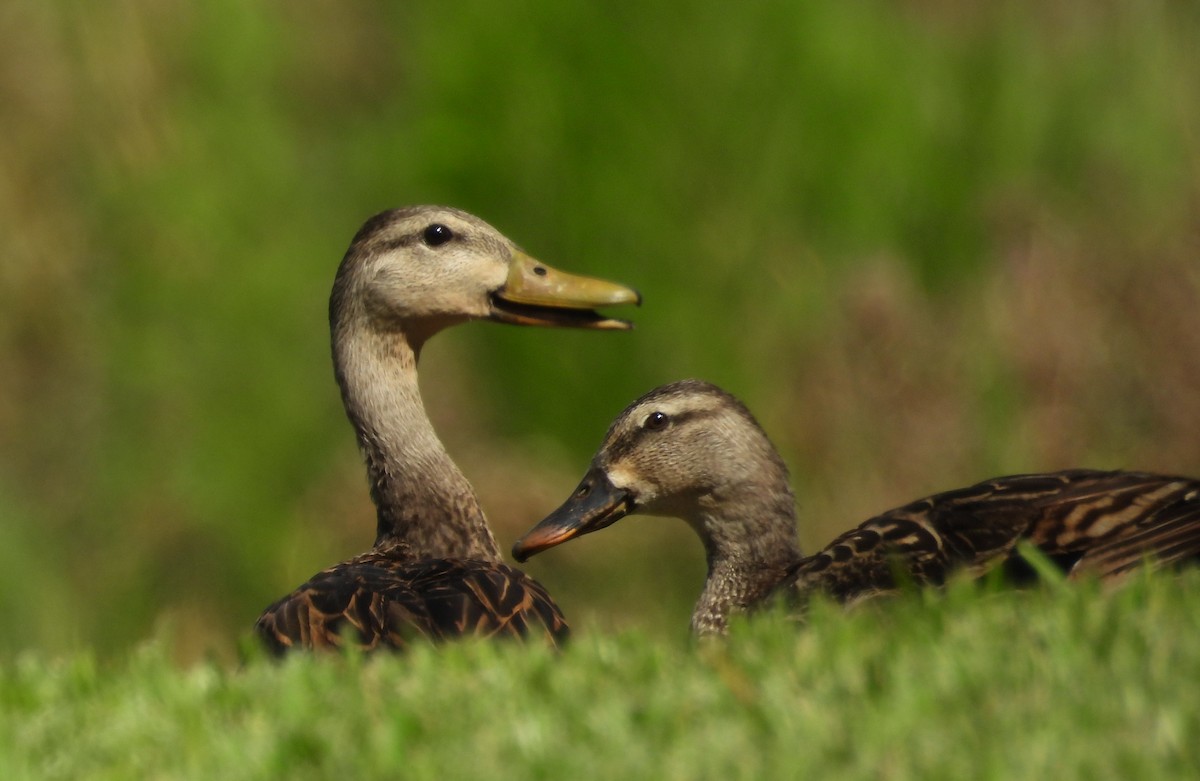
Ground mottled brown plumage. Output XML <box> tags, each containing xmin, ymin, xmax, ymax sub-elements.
<box><xmin>513</xmin><ymin>380</ymin><xmax>1200</xmax><ymax>635</ymax></box>
<box><xmin>255</xmin><ymin>206</ymin><xmax>639</xmax><ymax>653</ymax></box>
<box><xmin>256</xmin><ymin>541</ymin><xmax>567</xmax><ymax>652</ymax></box>
<box><xmin>790</xmin><ymin>469</ymin><xmax>1200</xmax><ymax>604</ymax></box>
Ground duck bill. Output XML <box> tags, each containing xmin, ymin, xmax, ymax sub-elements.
<box><xmin>512</xmin><ymin>468</ymin><xmax>633</xmax><ymax>561</ymax></box>
<box><xmin>490</xmin><ymin>251</ymin><xmax>641</xmax><ymax>330</ymax></box>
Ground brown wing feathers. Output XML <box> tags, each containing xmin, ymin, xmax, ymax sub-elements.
<box><xmin>794</xmin><ymin>470</ymin><xmax>1200</xmax><ymax>601</ymax></box>
<box><xmin>255</xmin><ymin>545</ymin><xmax>568</xmax><ymax>654</ymax></box>
<box><xmin>405</xmin><ymin>558</ymin><xmax>568</xmax><ymax>641</ymax></box>
<box><xmin>1053</xmin><ymin>478</ymin><xmax>1200</xmax><ymax>578</ymax></box>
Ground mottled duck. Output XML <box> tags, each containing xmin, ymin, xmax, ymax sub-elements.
<box><xmin>255</xmin><ymin>206</ymin><xmax>639</xmax><ymax>652</ymax></box>
<box><xmin>513</xmin><ymin>380</ymin><xmax>1200</xmax><ymax>635</ymax></box>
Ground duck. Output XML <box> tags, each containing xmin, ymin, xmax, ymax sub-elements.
<box><xmin>254</xmin><ymin>206</ymin><xmax>640</xmax><ymax>652</ymax></box>
<box><xmin>512</xmin><ymin>379</ymin><xmax>1200</xmax><ymax>635</ymax></box>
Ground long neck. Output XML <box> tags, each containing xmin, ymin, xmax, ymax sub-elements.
<box><xmin>689</xmin><ymin>483</ymin><xmax>804</xmax><ymax>635</ymax></box>
<box><xmin>332</xmin><ymin>321</ymin><xmax>501</xmax><ymax>562</ymax></box>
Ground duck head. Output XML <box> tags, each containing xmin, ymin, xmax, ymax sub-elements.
<box><xmin>513</xmin><ymin>379</ymin><xmax>794</xmax><ymax>561</ymax></box>
<box><xmin>331</xmin><ymin>206</ymin><xmax>640</xmax><ymax>345</ymax></box>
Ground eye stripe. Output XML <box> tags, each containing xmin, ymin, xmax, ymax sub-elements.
<box><xmin>604</xmin><ymin>408</ymin><xmax>714</xmax><ymax>463</ymax></box>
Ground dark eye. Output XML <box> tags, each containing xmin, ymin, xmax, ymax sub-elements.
<box><xmin>644</xmin><ymin>411</ymin><xmax>669</xmax><ymax>431</ymax></box>
<box><xmin>422</xmin><ymin>223</ymin><xmax>454</xmax><ymax>247</ymax></box>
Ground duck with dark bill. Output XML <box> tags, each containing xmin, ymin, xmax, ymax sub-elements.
<box><xmin>514</xmin><ymin>379</ymin><xmax>1200</xmax><ymax>635</ymax></box>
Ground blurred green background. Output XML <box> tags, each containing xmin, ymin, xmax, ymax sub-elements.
<box><xmin>2</xmin><ymin>0</ymin><xmax>1198</xmax><ymax>662</ymax></box>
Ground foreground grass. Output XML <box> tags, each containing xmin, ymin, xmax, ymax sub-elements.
<box><xmin>3</xmin><ymin>573</ymin><xmax>1198</xmax><ymax>780</ymax></box>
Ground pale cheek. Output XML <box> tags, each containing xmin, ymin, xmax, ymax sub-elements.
<box><xmin>606</xmin><ymin>464</ymin><xmax>637</xmax><ymax>492</ymax></box>
<box><xmin>607</xmin><ymin>465</ymin><xmax>656</xmax><ymax>504</ymax></box>
<box><xmin>450</xmin><ymin>288</ymin><xmax>492</xmax><ymax>318</ymax></box>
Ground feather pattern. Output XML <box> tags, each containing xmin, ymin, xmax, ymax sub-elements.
<box><xmin>791</xmin><ymin>469</ymin><xmax>1200</xmax><ymax>604</ymax></box>
<box><xmin>256</xmin><ymin>541</ymin><xmax>568</xmax><ymax>652</ymax></box>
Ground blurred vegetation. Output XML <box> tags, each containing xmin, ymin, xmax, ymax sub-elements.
<box><xmin>1</xmin><ymin>0</ymin><xmax>1198</xmax><ymax>662</ymax></box>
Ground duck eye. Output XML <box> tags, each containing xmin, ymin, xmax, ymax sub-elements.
<box><xmin>644</xmin><ymin>411</ymin><xmax>669</xmax><ymax>431</ymax></box>
<box><xmin>422</xmin><ymin>223</ymin><xmax>454</xmax><ymax>247</ymax></box>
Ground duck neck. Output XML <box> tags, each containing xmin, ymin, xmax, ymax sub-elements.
<box><xmin>688</xmin><ymin>484</ymin><xmax>804</xmax><ymax>636</ymax></box>
<box><xmin>332</xmin><ymin>324</ymin><xmax>501</xmax><ymax>563</ymax></box>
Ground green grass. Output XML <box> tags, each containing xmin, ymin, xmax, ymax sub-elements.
<box><xmin>4</xmin><ymin>573</ymin><xmax>1198</xmax><ymax>780</ymax></box>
